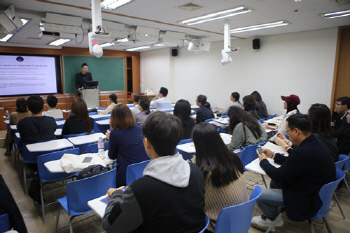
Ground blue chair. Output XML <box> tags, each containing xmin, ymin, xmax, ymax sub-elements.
<box><xmin>93</xmin><ymin>116</ymin><xmax>110</xmax><ymax>133</ymax></box>
<box><xmin>86</xmin><ymin>141</ymin><xmax>110</xmax><ymax>153</ymax></box>
<box><xmin>344</xmin><ymin>153</ymin><xmax>350</xmax><ymax>171</ymax></box>
<box><xmin>55</xmin><ymin>118</ymin><xmax>64</xmax><ymax>121</ymax></box>
<box><xmin>214</xmin><ymin>186</ymin><xmax>262</xmax><ymax>233</ymax></box>
<box><xmin>0</xmin><ymin>213</ymin><xmax>10</xmax><ymax>232</ymax></box>
<box><xmin>97</xmin><ymin>107</ymin><xmax>106</xmax><ymax>110</ymax></box>
<box><xmin>20</xmin><ymin>139</ymin><xmax>57</xmax><ymax>194</ymax></box>
<box><xmin>63</xmin><ymin>133</ymin><xmax>88</xmax><ymax>139</ymax></box>
<box><xmin>234</xmin><ymin>148</ymin><xmax>245</xmax><ymax>160</ymax></box>
<box><xmin>37</xmin><ymin>148</ymin><xmax>80</xmax><ymax>224</ymax></box>
<box><xmin>334</xmin><ymin>154</ymin><xmax>350</xmax><ymax>219</ymax></box>
<box><xmin>241</xmin><ymin>144</ymin><xmax>267</xmax><ymax>188</ymax></box>
<box><xmin>266</xmin><ymin>169</ymin><xmax>345</xmax><ymax>233</ymax></box>
<box><xmin>88</xmin><ymin>112</ymin><xmax>98</xmax><ymax>115</ymax></box>
<box><xmin>199</xmin><ymin>215</ymin><xmax>210</xmax><ymax>233</ymax></box>
<box><xmin>126</xmin><ymin>160</ymin><xmax>152</xmax><ymax>185</ymax></box>
<box><xmin>55</xmin><ymin>169</ymin><xmax>117</xmax><ymax>233</ymax></box>
<box><xmin>258</xmin><ymin>118</ymin><xmax>265</xmax><ymax>123</ymax></box>
<box><xmin>266</xmin><ymin>114</ymin><xmax>277</xmax><ymax>120</ymax></box>
<box><xmin>176</xmin><ymin>139</ymin><xmax>194</xmax><ymax>160</ymax></box>
<box><xmin>63</xmin><ymin>133</ymin><xmax>90</xmax><ymax>154</ymax></box>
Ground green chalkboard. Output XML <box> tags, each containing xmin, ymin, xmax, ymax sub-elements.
<box><xmin>63</xmin><ymin>55</ymin><xmax>125</xmax><ymax>94</ymax></box>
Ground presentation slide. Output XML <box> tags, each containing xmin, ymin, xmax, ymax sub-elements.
<box><xmin>0</xmin><ymin>55</ymin><xmax>58</xmax><ymax>96</ymax></box>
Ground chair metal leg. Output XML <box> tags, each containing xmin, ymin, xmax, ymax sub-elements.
<box><xmin>55</xmin><ymin>206</ymin><xmax>62</xmax><ymax>233</ymax></box>
<box><xmin>343</xmin><ymin>177</ymin><xmax>350</xmax><ymax>193</ymax></box>
<box><xmin>23</xmin><ymin>165</ymin><xmax>27</xmax><ymax>195</ymax></box>
<box><xmin>323</xmin><ymin>217</ymin><xmax>332</xmax><ymax>233</ymax></box>
<box><xmin>333</xmin><ymin>193</ymin><xmax>345</xmax><ymax>219</ymax></box>
<box><xmin>265</xmin><ymin>212</ymin><xmax>282</xmax><ymax>233</ymax></box>
<box><xmin>308</xmin><ymin>220</ymin><xmax>316</xmax><ymax>233</ymax></box>
<box><xmin>40</xmin><ymin>184</ymin><xmax>45</xmax><ymax>224</ymax></box>
<box><xmin>261</xmin><ymin>174</ymin><xmax>268</xmax><ymax>188</ymax></box>
<box><xmin>69</xmin><ymin>216</ymin><xmax>75</xmax><ymax>233</ymax></box>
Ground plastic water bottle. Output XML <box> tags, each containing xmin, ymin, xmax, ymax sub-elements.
<box><xmin>98</xmin><ymin>137</ymin><xmax>104</xmax><ymax>157</ymax></box>
<box><xmin>5</xmin><ymin>110</ymin><xmax>9</xmax><ymax>120</ymax></box>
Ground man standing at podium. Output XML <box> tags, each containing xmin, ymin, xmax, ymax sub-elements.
<box><xmin>75</xmin><ymin>63</ymin><xmax>93</xmax><ymax>96</ymax></box>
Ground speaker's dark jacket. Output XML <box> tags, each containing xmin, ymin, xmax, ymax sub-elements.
<box><xmin>75</xmin><ymin>72</ymin><xmax>93</xmax><ymax>89</ymax></box>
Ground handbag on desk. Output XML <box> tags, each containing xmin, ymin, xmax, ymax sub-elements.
<box><xmin>77</xmin><ymin>165</ymin><xmax>109</xmax><ymax>180</ymax></box>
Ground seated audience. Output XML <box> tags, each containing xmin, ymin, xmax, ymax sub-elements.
<box><xmin>174</xmin><ymin>99</ymin><xmax>196</xmax><ymax>139</ymax></box>
<box><xmin>62</xmin><ymin>98</ymin><xmax>94</xmax><ymax>136</ymax></box>
<box><xmin>251</xmin><ymin>91</ymin><xmax>268</xmax><ymax>119</ymax></box>
<box><xmin>106</xmin><ymin>104</ymin><xmax>149</xmax><ymax>187</ymax></box>
<box><xmin>17</xmin><ymin>96</ymin><xmax>56</xmax><ymax>143</ymax></box>
<box><xmin>228</xmin><ymin>106</ymin><xmax>267</xmax><ymax>149</ymax></box>
<box><xmin>150</xmin><ymin>87</ymin><xmax>172</xmax><ymax>111</ymax></box>
<box><xmin>103</xmin><ymin>112</ymin><xmax>206</xmax><ymax>233</ymax></box>
<box><xmin>276</xmin><ymin>103</ymin><xmax>339</xmax><ymax>161</ymax></box>
<box><xmin>196</xmin><ymin>94</ymin><xmax>214</xmax><ymax>123</ymax></box>
<box><xmin>4</xmin><ymin>98</ymin><xmax>31</xmax><ymax>156</ymax></box>
<box><xmin>242</xmin><ymin>95</ymin><xmax>260</xmax><ymax>119</ymax></box>
<box><xmin>135</xmin><ymin>97</ymin><xmax>151</xmax><ymax>125</ymax></box>
<box><xmin>192</xmin><ymin>123</ymin><xmax>248</xmax><ymax>232</ymax></box>
<box><xmin>215</xmin><ymin>92</ymin><xmax>243</xmax><ymax>116</ymax></box>
<box><xmin>99</xmin><ymin>93</ymin><xmax>119</xmax><ymax>115</ymax></box>
<box><xmin>332</xmin><ymin>97</ymin><xmax>350</xmax><ymax>149</ymax></box>
<box><xmin>42</xmin><ymin>95</ymin><xmax>63</xmax><ymax>119</ymax></box>
<box><xmin>252</xmin><ymin>114</ymin><xmax>336</xmax><ymax>230</ymax></box>
<box><xmin>270</xmin><ymin>94</ymin><xmax>300</xmax><ymax>141</ymax></box>
<box><xmin>131</xmin><ymin>96</ymin><xmax>141</xmax><ymax>115</ymax></box>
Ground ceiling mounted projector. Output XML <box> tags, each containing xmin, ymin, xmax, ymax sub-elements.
<box><xmin>0</xmin><ymin>5</ymin><xmax>23</xmax><ymax>33</ymax></box>
<box><xmin>188</xmin><ymin>39</ymin><xmax>211</xmax><ymax>52</ymax></box>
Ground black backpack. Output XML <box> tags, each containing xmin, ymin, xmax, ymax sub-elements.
<box><xmin>77</xmin><ymin>165</ymin><xmax>109</xmax><ymax>180</ymax></box>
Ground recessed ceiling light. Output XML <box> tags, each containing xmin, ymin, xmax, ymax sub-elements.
<box><xmin>179</xmin><ymin>6</ymin><xmax>252</xmax><ymax>25</ymax></box>
<box><xmin>0</xmin><ymin>34</ymin><xmax>13</xmax><ymax>42</ymax></box>
<box><xmin>322</xmin><ymin>9</ymin><xmax>350</xmax><ymax>19</ymax></box>
<box><xmin>49</xmin><ymin>38</ymin><xmax>71</xmax><ymax>46</ymax></box>
<box><xmin>230</xmin><ymin>21</ymin><xmax>289</xmax><ymax>33</ymax></box>
<box><xmin>101</xmin><ymin>0</ymin><xmax>133</xmax><ymax>10</ymax></box>
<box><xmin>21</xmin><ymin>19</ymin><xmax>29</xmax><ymax>26</ymax></box>
<box><xmin>126</xmin><ymin>46</ymin><xmax>151</xmax><ymax>51</ymax></box>
<box><xmin>100</xmin><ymin>42</ymin><xmax>115</xmax><ymax>47</ymax></box>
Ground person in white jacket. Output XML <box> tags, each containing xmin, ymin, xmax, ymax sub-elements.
<box><xmin>270</xmin><ymin>94</ymin><xmax>300</xmax><ymax>141</ymax></box>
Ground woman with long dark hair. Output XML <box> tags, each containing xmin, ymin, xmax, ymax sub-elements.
<box><xmin>62</xmin><ymin>98</ymin><xmax>94</xmax><ymax>136</ymax></box>
<box><xmin>251</xmin><ymin>91</ymin><xmax>268</xmax><ymax>119</ymax></box>
<box><xmin>196</xmin><ymin>94</ymin><xmax>214</xmax><ymax>123</ymax></box>
<box><xmin>192</xmin><ymin>123</ymin><xmax>248</xmax><ymax>232</ymax></box>
<box><xmin>107</xmin><ymin>104</ymin><xmax>149</xmax><ymax>187</ymax></box>
<box><xmin>270</xmin><ymin>94</ymin><xmax>300</xmax><ymax>141</ymax></box>
<box><xmin>174</xmin><ymin>99</ymin><xmax>195</xmax><ymax>139</ymax></box>
<box><xmin>228</xmin><ymin>106</ymin><xmax>267</xmax><ymax>149</ymax></box>
<box><xmin>135</xmin><ymin>97</ymin><xmax>151</xmax><ymax>125</ymax></box>
<box><xmin>242</xmin><ymin>95</ymin><xmax>260</xmax><ymax>119</ymax></box>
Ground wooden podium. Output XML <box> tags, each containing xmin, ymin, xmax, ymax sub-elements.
<box><xmin>82</xmin><ymin>88</ymin><xmax>99</xmax><ymax>108</ymax></box>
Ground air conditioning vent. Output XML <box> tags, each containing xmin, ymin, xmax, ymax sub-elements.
<box><xmin>178</xmin><ymin>3</ymin><xmax>203</xmax><ymax>11</ymax></box>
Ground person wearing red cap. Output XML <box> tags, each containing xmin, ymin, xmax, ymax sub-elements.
<box><xmin>270</xmin><ymin>94</ymin><xmax>300</xmax><ymax>141</ymax></box>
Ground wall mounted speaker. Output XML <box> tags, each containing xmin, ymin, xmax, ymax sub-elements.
<box><xmin>171</xmin><ymin>48</ymin><xmax>178</xmax><ymax>57</ymax></box>
<box><xmin>253</xmin><ymin>39</ymin><xmax>260</xmax><ymax>50</ymax></box>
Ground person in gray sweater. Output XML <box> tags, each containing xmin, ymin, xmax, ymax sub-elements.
<box><xmin>251</xmin><ymin>91</ymin><xmax>268</xmax><ymax>119</ymax></box>
<box><xmin>135</xmin><ymin>97</ymin><xmax>152</xmax><ymax>125</ymax></box>
<box><xmin>228</xmin><ymin>106</ymin><xmax>267</xmax><ymax>149</ymax></box>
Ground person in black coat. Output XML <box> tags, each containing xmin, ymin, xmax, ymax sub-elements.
<box><xmin>242</xmin><ymin>95</ymin><xmax>260</xmax><ymax>119</ymax></box>
<box><xmin>75</xmin><ymin>63</ymin><xmax>93</xmax><ymax>95</ymax></box>
<box><xmin>195</xmin><ymin>95</ymin><xmax>214</xmax><ymax>123</ymax></box>
<box><xmin>174</xmin><ymin>99</ymin><xmax>195</xmax><ymax>139</ymax></box>
<box><xmin>251</xmin><ymin>114</ymin><xmax>336</xmax><ymax>231</ymax></box>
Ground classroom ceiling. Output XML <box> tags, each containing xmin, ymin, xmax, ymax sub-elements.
<box><xmin>0</xmin><ymin>0</ymin><xmax>350</xmax><ymax>51</ymax></box>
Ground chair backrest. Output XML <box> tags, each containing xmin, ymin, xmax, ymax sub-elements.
<box><xmin>66</xmin><ymin>168</ymin><xmax>117</xmax><ymax>215</ymax></box>
<box><xmin>126</xmin><ymin>160</ymin><xmax>152</xmax><ymax>185</ymax></box>
<box><xmin>345</xmin><ymin>153</ymin><xmax>350</xmax><ymax>171</ymax></box>
<box><xmin>176</xmin><ymin>139</ymin><xmax>194</xmax><ymax>160</ymax></box>
<box><xmin>241</xmin><ymin>144</ymin><xmax>259</xmax><ymax>168</ymax></box>
<box><xmin>86</xmin><ymin>141</ymin><xmax>109</xmax><ymax>153</ymax></box>
<box><xmin>88</xmin><ymin>112</ymin><xmax>98</xmax><ymax>115</ymax></box>
<box><xmin>37</xmin><ymin>148</ymin><xmax>80</xmax><ymax>183</ymax></box>
<box><xmin>21</xmin><ymin>138</ymin><xmax>56</xmax><ymax>164</ymax></box>
<box><xmin>335</xmin><ymin>154</ymin><xmax>349</xmax><ymax>170</ymax></box>
<box><xmin>258</xmin><ymin>118</ymin><xmax>265</xmax><ymax>123</ymax></box>
<box><xmin>0</xmin><ymin>213</ymin><xmax>10</xmax><ymax>233</ymax></box>
<box><xmin>63</xmin><ymin>132</ymin><xmax>88</xmax><ymax>139</ymax></box>
<box><xmin>234</xmin><ymin>148</ymin><xmax>245</xmax><ymax>159</ymax></box>
<box><xmin>313</xmin><ymin>168</ymin><xmax>345</xmax><ymax>219</ymax></box>
<box><xmin>156</xmin><ymin>102</ymin><xmax>172</xmax><ymax>111</ymax></box>
<box><xmin>214</xmin><ymin>186</ymin><xmax>262</xmax><ymax>233</ymax></box>
<box><xmin>198</xmin><ymin>215</ymin><xmax>210</xmax><ymax>233</ymax></box>
<box><xmin>55</xmin><ymin>118</ymin><xmax>64</xmax><ymax>121</ymax></box>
